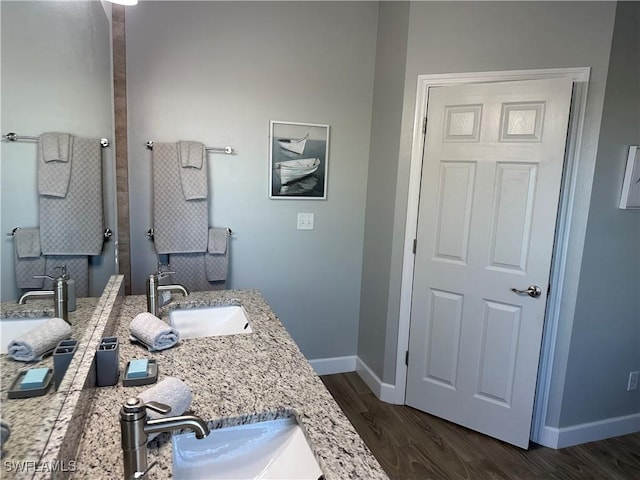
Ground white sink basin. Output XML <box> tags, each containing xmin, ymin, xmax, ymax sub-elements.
<box><xmin>0</xmin><ymin>317</ymin><xmax>50</xmax><ymax>354</ymax></box>
<box><xmin>172</xmin><ymin>417</ymin><xmax>323</xmax><ymax>480</ymax></box>
<box><xmin>169</xmin><ymin>305</ymin><xmax>253</xmax><ymax>339</ymax></box>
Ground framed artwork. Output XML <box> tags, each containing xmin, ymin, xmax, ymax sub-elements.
<box><xmin>619</xmin><ymin>146</ymin><xmax>640</xmax><ymax>209</ymax></box>
<box><xmin>269</xmin><ymin>121</ymin><xmax>329</xmax><ymax>199</ymax></box>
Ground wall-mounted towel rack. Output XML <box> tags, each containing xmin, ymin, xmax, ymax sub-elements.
<box><xmin>8</xmin><ymin>226</ymin><xmax>114</xmax><ymax>240</ymax></box>
<box><xmin>3</xmin><ymin>132</ymin><xmax>110</xmax><ymax>147</ymax></box>
<box><xmin>146</xmin><ymin>227</ymin><xmax>233</xmax><ymax>239</ymax></box>
<box><xmin>145</xmin><ymin>140</ymin><xmax>235</xmax><ymax>155</ymax></box>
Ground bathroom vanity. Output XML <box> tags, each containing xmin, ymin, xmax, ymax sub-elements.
<box><xmin>66</xmin><ymin>284</ymin><xmax>388</xmax><ymax>479</ymax></box>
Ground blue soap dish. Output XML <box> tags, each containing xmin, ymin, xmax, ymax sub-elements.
<box><xmin>8</xmin><ymin>367</ymin><xmax>53</xmax><ymax>399</ymax></box>
<box><xmin>123</xmin><ymin>359</ymin><xmax>158</xmax><ymax>387</ymax></box>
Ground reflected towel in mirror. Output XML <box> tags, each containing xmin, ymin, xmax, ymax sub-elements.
<box><xmin>14</xmin><ymin>227</ymin><xmax>45</xmax><ymax>289</ymax></box>
<box><xmin>38</xmin><ymin>133</ymin><xmax>71</xmax><ymax>198</ymax></box>
<box><xmin>7</xmin><ymin>317</ymin><xmax>72</xmax><ymax>362</ymax></box>
<box><xmin>39</xmin><ymin>136</ymin><xmax>104</xmax><ymax>255</ymax></box>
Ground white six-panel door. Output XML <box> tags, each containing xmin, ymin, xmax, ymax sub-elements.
<box><xmin>405</xmin><ymin>78</ymin><xmax>573</xmax><ymax>448</ymax></box>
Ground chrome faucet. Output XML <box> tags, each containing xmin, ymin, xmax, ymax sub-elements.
<box><xmin>146</xmin><ymin>264</ymin><xmax>189</xmax><ymax>316</ymax></box>
<box><xmin>18</xmin><ymin>266</ymin><xmax>70</xmax><ymax>324</ymax></box>
<box><xmin>120</xmin><ymin>397</ymin><xmax>209</xmax><ymax>480</ymax></box>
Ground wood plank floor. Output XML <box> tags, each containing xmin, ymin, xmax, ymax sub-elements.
<box><xmin>320</xmin><ymin>372</ymin><xmax>640</xmax><ymax>480</ymax></box>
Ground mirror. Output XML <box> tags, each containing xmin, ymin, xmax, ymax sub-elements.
<box><xmin>0</xmin><ymin>0</ymin><xmax>116</xmax><ymax>467</ymax></box>
<box><xmin>0</xmin><ymin>296</ymin><xmax>102</xmax><ymax>464</ymax></box>
<box><xmin>0</xmin><ymin>276</ymin><xmax>125</xmax><ymax>468</ymax></box>
<box><xmin>0</xmin><ymin>0</ymin><xmax>117</xmax><ymax>302</ymax></box>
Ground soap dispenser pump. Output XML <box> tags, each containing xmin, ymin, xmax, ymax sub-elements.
<box><xmin>53</xmin><ymin>265</ymin><xmax>76</xmax><ymax>312</ymax></box>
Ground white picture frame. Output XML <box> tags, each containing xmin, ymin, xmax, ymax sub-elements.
<box><xmin>269</xmin><ymin>121</ymin><xmax>329</xmax><ymax>200</ymax></box>
<box><xmin>619</xmin><ymin>146</ymin><xmax>640</xmax><ymax>209</ymax></box>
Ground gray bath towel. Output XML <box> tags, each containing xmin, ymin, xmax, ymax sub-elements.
<box><xmin>130</xmin><ymin>312</ymin><xmax>179</xmax><ymax>352</ymax></box>
<box><xmin>178</xmin><ymin>141</ymin><xmax>208</xmax><ymax>201</ymax></box>
<box><xmin>205</xmin><ymin>228</ymin><xmax>229</xmax><ymax>282</ymax></box>
<box><xmin>14</xmin><ymin>228</ymin><xmax>45</xmax><ymax>289</ymax></box>
<box><xmin>40</xmin><ymin>136</ymin><xmax>104</xmax><ymax>256</ymax></box>
<box><xmin>14</xmin><ymin>251</ymin><xmax>45</xmax><ymax>289</ymax></box>
<box><xmin>38</xmin><ymin>133</ymin><xmax>71</xmax><ymax>197</ymax></box>
<box><xmin>178</xmin><ymin>141</ymin><xmax>204</xmax><ymax>169</ymax></box>
<box><xmin>168</xmin><ymin>253</ymin><xmax>218</xmax><ymax>292</ymax></box>
<box><xmin>139</xmin><ymin>377</ymin><xmax>193</xmax><ymax>442</ymax></box>
<box><xmin>207</xmin><ymin>227</ymin><xmax>228</xmax><ymax>254</ymax></box>
<box><xmin>153</xmin><ymin>143</ymin><xmax>208</xmax><ymax>254</ymax></box>
<box><xmin>7</xmin><ymin>317</ymin><xmax>72</xmax><ymax>362</ymax></box>
<box><xmin>44</xmin><ymin>256</ymin><xmax>89</xmax><ymax>297</ymax></box>
<box><xmin>15</xmin><ymin>227</ymin><xmax>41</xmax><ymax>258</ymax></box>
<box><xmin>205</xmin><ymin>253</ymin><xmax>228</xmax><ymax>282</ymax></box>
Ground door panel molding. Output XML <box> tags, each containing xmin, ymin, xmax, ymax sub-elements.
<box><xmin>395</xmin><ymin>67</ymin><xmax>591</xmax><ymax>447</ymax></box>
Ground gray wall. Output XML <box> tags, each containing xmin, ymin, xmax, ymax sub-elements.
<box><xmin>125</xmin><ymin>1</ymin><xmax>378</xmax><ymax>359</ymax></box>
<box><xmin>357</xmin><ymin>1</ymin><xmax>634</xmax><ymax>432</ymax></box>
<box><xmin>560</xmin><ymin>1</ymin><xmax>640</xmax><ymax>427</ymax></box>
<box><xmin>0</xmin><ymin>1</ymin><xmax>116</xmax><ymax>301</ymax></box>
<box><xmin>358</xmin><ymin>2</ymin><xmax>410</xmax><ymax>380</ymax></box>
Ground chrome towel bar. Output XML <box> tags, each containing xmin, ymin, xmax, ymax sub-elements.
<box><xmin>145</xmin><ymin>140</ymin><xmax>235</xmax><ymax>155</ymax></box>
<box><xmin>3</xmin><ymin>132</ymin><xmax>110</xmax><ymax>147</ymax></box>
<box><xmin>9</xmin><ymin>227</ymin><xmax>113</xmax><ymax>240</ymax></box>
<box><xmin>146</xmin><ymin>227</ymin><xmax>232</xmax><ymax>239</ymax></box>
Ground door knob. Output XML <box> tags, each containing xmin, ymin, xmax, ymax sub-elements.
<box><xmin>511</xmin><ymin>285</ymin><xmax>542</xmax><ymax>298</ymax></box>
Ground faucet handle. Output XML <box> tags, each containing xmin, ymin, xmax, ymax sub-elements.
<box><xmin>33</xmin><ymin>274</ymin><xmax>55</xmax><ymax>281</ymax></box>
<box><xmin>156</xmin><ymin>262</ymin><xmax>174</xmax><ymax>279</ymax></box>
<box><xmin>122</xmin><ymin>398</ymin><xmax>172</xmax><ymax>415</ymax></box>
<box><xmin>34</xmin><ymin>264</ymin><xmax>68</xmax><ymax>282</ymax></box>
<box><xmin>51</xmin><ymin>264</ymin><xmax>68</xmax><ymax>278</ymax></box>
<box><xmin>144</xmin><ymin>401</ymin><xmax>171</xmax><ymax>415</ymax></box>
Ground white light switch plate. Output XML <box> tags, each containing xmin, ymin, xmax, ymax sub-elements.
<box><xmin>297</xmin><ymin>213</ymin><xmax>314</xmax><ymax>230</ymax></box>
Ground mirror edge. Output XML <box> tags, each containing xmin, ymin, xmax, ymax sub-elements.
<box><xmin>37</xmin><ymin>274</ymin><xmax>125</xmax><ymax>468</ymax></box>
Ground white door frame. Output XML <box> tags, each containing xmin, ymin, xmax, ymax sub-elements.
<box><xmin>394</xmin><ymin>67</ymin><xmax>591</xmax><ymax>446</ymax></box>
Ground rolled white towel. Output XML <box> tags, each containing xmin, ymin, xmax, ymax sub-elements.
<box><xmin>8</xmin><ymin>317</ymin><xmax>72</xmax><ymax>362</ymax></box>
<box><xmin>130</xmin><ymin>312</ymin><xmax>179</xmax><ymax>352</ymax></box>
<box><xmin>139</xmin><ymin>377</ymin><xmax>194</xmax><ymax>442</ymax></box>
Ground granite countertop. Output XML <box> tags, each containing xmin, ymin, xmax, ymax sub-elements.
<box><xmin>0</xmin><ymin>297</ymin><xmax>99</xmax><ymax>474</ymax></box>
<box><xmin>72</xmin><ymin>290</ymin><xmax>388</xmax><ymax>479</ymax></box>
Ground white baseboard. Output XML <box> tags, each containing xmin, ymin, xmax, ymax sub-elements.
<box><xmin>355</xmin><ymin>356</ymin><xmax>400</xmax><ymax>404</ymax></box>
<box><xmin>309</xmin><ymin>356</ymin><xmax>401</xmax><ymax>404</ymax></box>
<box><xmin>539</xmin><ymin>412</ymin><xmax>640</xmax><ymax>449</ymax></box>
<box><xmin>308</xmin><ymin>356</ymin><xmax>356</xmax><ymax>376</ymax></box>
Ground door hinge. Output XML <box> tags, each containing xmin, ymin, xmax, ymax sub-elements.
<box><xmin>405</xmin><ymin>350</ymin><xmax>409</xmax><ymax>366</ymax></box>
<box><xmin>422</xmin><ymin>117</ymin><xmax>427</xmax><ymax>134</ymax></box>
<box><xmin>412</xmin><ymin>238</ymin><xmax>417</xmax><ymax>254</ymax></box>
